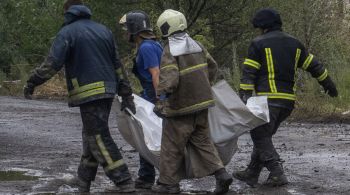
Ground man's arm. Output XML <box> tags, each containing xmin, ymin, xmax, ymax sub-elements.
<box><xmin>24</xmin><ymin>34</ymin><xmax>69</xmax><ymax>99</ymax></box>
<box><xmin>239</xmin><ymin>42</ymin><xmax>261</xmax><ymax>103</ymax></box>
<box><xmin>298</xmin><ymin>46</ymin><xmax>338</xmax><ymax>97</ymax></box>
<box><xmin>149</xmin><ymin>67</ymin><xmax>160</xmax><ymax>91</ymax></box>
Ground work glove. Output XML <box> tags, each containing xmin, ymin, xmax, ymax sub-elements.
<box><xmin>23</xmin><ymin>82</ymin><xmax>35</xmax><ymax>100</ymax></box>
<box><xmin>239</xmin><ymin>89</ymin><xmax>253</xmax><ymax>104</ymax></box>
<box><xmin>117</xmin><ymin>79</ymin><xmax>133</xmax><ymax>97</ymax></box>
<box><xmin>319</xmin><ymin>77</ymin><xmax>338</xmax><ymax>97</ymax></box>
<box><xmin>153</xmin><ymin>99</ymin><xmax>166</xmax><ymax>118</ymax></box>
<box><xmin>121</xmin><ymin>95</ymin><xmax>136</xmax><ymax>115</ymax></box>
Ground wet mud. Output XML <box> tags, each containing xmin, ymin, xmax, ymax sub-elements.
<box><xmin>0</xmin><ymin>96</ymin><xmax>349</xmax><ymax>194</ymax></box>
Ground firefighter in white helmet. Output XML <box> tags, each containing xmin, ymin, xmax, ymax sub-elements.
<box><xmin>152</xmin><ymin>9</ymin><xmax>233</xmax><ymax>194</ymax></box>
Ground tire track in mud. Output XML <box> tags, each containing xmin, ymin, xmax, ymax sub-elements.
<box><xmin>0</xmin><ymin>96</ymin><xmax>350</xmax><ymax>194</ymax></box>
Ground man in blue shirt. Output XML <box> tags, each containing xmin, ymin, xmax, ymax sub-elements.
<box><xmin>119</xmin><ymin>10</ymin><xmax>163</xmax><ymax>189</ymax></box>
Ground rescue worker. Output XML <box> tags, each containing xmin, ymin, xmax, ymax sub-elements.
<box><xmin>233</xmin><ymin>8</ymin><xmax>338</xmax><ymax>187</ymax></box>
<box><xmin>23</xmin><ymin>0</ymin><xmax>136</xmax><ymax>193</ymax></box>
<box><xmin>152</xmin><ymin>9</ymin><xmax>233</xmax><ymax>194</ymax></box>
<box><xmin>119</xmin><ymin>10</ymin><xmax>163</xmax><ymax>189</ymax></box>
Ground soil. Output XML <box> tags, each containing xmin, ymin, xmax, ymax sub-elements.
<box><xmin>0</xmin><ymin>96</ymin><xmax>349</xmax><ymax>195</ymax></box>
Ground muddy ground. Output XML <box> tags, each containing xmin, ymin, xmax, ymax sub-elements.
<box><xmin>0</xmin><ymin>96</ymin><xmax>349</xmax><ymax>195</ymax></box>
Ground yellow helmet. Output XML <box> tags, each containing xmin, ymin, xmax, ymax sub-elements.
<box><xmin>157</xmin><ymin>9</ymin><xmax>187</xmax><ymax>38</ymax></box>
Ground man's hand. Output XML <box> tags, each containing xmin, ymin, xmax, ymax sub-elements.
<box><xmin>23</xmin><ymin>83</ymin><xmax>35</xmax><ymax>100</ymax></box>
<box><xmin>121</xmin><ymin>95</ymin><xmax>136</xmax><ymax>115</ymax></box>
<box><xmin>319</xmin><ymin>77</ymin><xmax>338</xmax><ymax>98</ymax></box>
<box><xmin>239</xmin><ymin>89</ymin><xmax>253</xmax><ymax>104</ymax></box>
<box><xmin>117</xmin><ymin>79</ymin><xmax>133</xmax><ymax>97</ymax></box>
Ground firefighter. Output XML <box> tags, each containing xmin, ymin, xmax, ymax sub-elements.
<box><xmin>152</xmin><ymin>9</ymin><xmax>233</xmax><ymax>194</ymax></box>
<box><xmin>119</xmin><ymin>11</ymin><xmax>163</xmax><ymax>189</ymax></box>
<box><xmin>233</xmin><ymin>8</ymin><xmax>338</xmax><ymax>187</ymax></box>
<box><xmin>23</xmin><ymin>0</ymin><xmax>136</xmax><ymax>193</ymax></box>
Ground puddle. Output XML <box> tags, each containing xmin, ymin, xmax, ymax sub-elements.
<box><xmin>0</xmin><ymin>170</ymin><xmax>39</xmax><ymax>181</ymax></box>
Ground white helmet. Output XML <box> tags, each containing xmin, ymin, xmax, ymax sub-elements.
<box><xmin>157</xmin><ymin>9</ymin><xmax>187</xmax><ymax>38</ymax></box>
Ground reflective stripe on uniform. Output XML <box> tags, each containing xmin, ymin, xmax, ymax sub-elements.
<box><xmin>302</xmin><ymin>54</ymin><xmax>314</xmax><ymax>70</ymax></box>
<box><xmin>265</xmin><ymin>48</ymin><xmax>278</xmax><ymax>93</ymax></box>
<box><xmin>95</xmin><ymin>135</ymin><xmax>125</xmax><ymax>171</ymax></box>
<box><xmin>240</xmin><ymin>84</ymin><xmax>255</xmax><ymax>90</ymax></box>
<box><xmin>161</xmin><ymin>64</ymin><xmax>179</xmax><ymax>71</ymax></box>
<box><xmin>317</xmin><ymin>69</ymin><xmax>328</xmax><ymax>82</ymax></box>
<box><xmin>69</xmin><ymin>81</ymin><xmax>105</xmax><ymax>96</ymax></box>
<box><xmin>257</xmin><ymin>92</ymin><xmax>296</xmax><ymax>101</ymax></box>
<box><xmin>69</xmin><ymin>88</ymin><xmax>106</xmax><ymax>101</ymax></box>
<box><xmin>244</xmin><ymin>58</ymin><xmax>261</xmax><ymax>69</ymax></box>
<box><xmin>167</xmin><ymin>99</ymin><xmax>215</xmax><ymax>115</ymax></box>
<box><xmin>180</xmin><ymin>63</ymin><xmax>208</xmax><ymax>76</ymax></box>
<box><xmin>293</xmin><ymin>48</ymin><xmax>301</xmax><ymax>92</ymax></box>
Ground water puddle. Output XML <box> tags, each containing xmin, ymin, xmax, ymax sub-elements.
<box><xmin>0</xmin><ymin>170</ymin><xmax>39</xmax><ymax>181</ymax></box>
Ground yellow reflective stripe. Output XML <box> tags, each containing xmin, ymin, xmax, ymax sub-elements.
<box><xmin>257</xmin><ymin>92</ymin><xmax>296</xmax><ymax>101</ymax></box>
<box><xmin>168</xmin><ymin>100</ymin><xmax>215</xmax><ymax>115</ymax></box>
<box><xmin>69</xmin><ymin>81</ymin><xmax>105</xmax><ymax>96</ymax></box>
<box><xmin>161</xmin><ymin>64</ymin><xmax>179</xmax><ymax>71</ymax></box>
<box><xmin>265</xmin><ymin>48</ymin><xmax>277</xmax><ymax>93</ymax></box>
<box><xmin>293</xmin><ymin>49</ymin><xmax>301</xmax><ymax>92</ymax></box>
<box><xmin>317</xmin><ymin>69</ymin><xmax>328</xmax><ymax>81</ymax></box>
<box><xmin>240</xmin><ymin>84</ymin><xmax>255</xmax><ymax>90</ymax></box>
<box><xmin>72</xmin><ymin>78</ymin><xmax>79</xmax><ymax>88</ymax></box>
<box><xmin>96</xmin><ymin>135</ymin><xmax>125</xmax><ymax>171</ymax></box>
<box><xmin>302</xmin><ymin>54</ymin><xmax>314</xmax><ymax>70</ymax></box>
<box><xmin>244</xmin><ymin>59</ymin><xmax>261</xmax><ymax>69</ymax></box>
<box><xmin>69</xmin><ymin>88</ymin><xmax>106</xmax><ymax>101</ymax></box>
<box><xmin>180</xmin><ymin>63</ymin><xmax>208</xmax><ymax>76</ymax></box>
<box><xmin>105</xmin><ymin>160</ymin><xmax>125</xmax><ymax>171</ymax></box>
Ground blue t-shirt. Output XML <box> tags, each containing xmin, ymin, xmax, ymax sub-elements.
<box><xmin>136</xmin><ymin>40</ymin><xmax>163</xmax><ymax>83</ymax></box>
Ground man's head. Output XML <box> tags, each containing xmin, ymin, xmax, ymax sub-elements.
<box><xmin>157</xmin><ymin>9</ymin><xmax>187</xmax><ymax>38</ymax></box>
<box><xmin>252</xmin><ymin>8</ymin><xmax>282</xmax><ymax>31</ymax></box>
<box><xmin>63</xmin><ymin>0</ymin><xmax>83</xmax><ymax>12</ymax></box>
<box><xmin>119</xmin><ymin>10</ymin><xmax>154</xmax><ymax>43</ymax></box>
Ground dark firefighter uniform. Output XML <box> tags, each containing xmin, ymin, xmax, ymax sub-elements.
<box><xmin>24</xmin><ymin>4</ymin><xmax>134</xmax><ymax>192</ymax></box>
<box><xmin>234</xmin><ymin>8</ymin><xmax>338</xmax><ymax>187</ymax></box>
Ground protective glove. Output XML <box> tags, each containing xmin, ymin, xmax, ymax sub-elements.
<box><xmin>319</xmin><ymin>77</ymin><xmax>338</xmax><ymax>97</ymax></box>
<box><xmin>121</xmin><ymin>95</ymin><xmax>136</xmax><ymax>115</ymax></box>
<box><xmin>23</xmin><ymin>82</ymin><xmax>35</xmax><ymax>100</ymax></box>
<box><xmin>239</xmin><ymin>89</ymin><xmax>253</xmax><ymax>104</ymax></box>
<box><xmin>117</xmin><ymin>79</ymin><xmax>133</xmax><ymax>97</ymax></box>
<box><xmin>153</xmin><ymin>99</ymin><xmax>166</xmax><ymax>118</ymax></box>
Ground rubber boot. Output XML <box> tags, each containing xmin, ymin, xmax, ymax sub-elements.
<box><xmin>135</xmin><ymin>177</ymin><xmax>154</xmax><ymax>189</ymax></box>
<box><xmin>152</xmin><ymin>180</ymin><xmax>181</xmax><ymax>194</ymax></box>
<box><xmin>214</xmin><ymin>168</ymin><xmax>233</xmax><ymax>194</ymax></box>
<box><xmin>232</xmin><ymin>160</ymin><xmax>263</xmax><ymax>187</ymax></box>
<box><xmin>264</xmin><ymin>161</ymin><xmax>288</xmax><ymax>187</ymax></box>
<box><xmin>105</xmin><ymin>178</ymin><xmax>136</xmax><ymax>193</ymax></box>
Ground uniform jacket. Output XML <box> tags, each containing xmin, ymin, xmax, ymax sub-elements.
<box><xmin>30</xmin><ymin>5</ymin><xmax>122</xmax><ymax>107</ymax></box>
<box><xmin>156</xmin><ymin>39</ymin><xmax>218</xmax><ymax>117</ymax></box>
<box><xmin>240</xmin><ymin>29</ymin><xmax>329</xmax><ymax>108</ymax></box>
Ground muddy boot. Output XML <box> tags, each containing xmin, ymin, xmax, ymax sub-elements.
<box><xmin>67</xmin><ymin>176</ymin><xmax>91</xmax><ymax>193</ymax></box>
<box><xmin>106</xmin><ymin>178</ymin><xmax>136</xmax><ymax>193</ymax></box>
<box><xmin>264</xmin><ymin>161</ymin><xmax>288</xmax><ymax>187</ymax></box>
<box><xmin>152</xmin><ymin>181</ymin><xmax>180</xmax><ymax>194</ymax></box>
<box><xmin>214</xmin><ymin>168</ymin><xmax>233</xmax><ymax>194</ymax></box>
<box><xmin>232</xmin><ymin>161</ymin><xmax>263</xmax><ymax>187</ymax></box>
<box><xmin>135</xmin><ymin>177</ymin><xmax>154</xmax><ymax>189</ymax></box>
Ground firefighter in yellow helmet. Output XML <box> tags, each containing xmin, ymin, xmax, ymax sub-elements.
<box><xmin>152</xmin><ymin>9</ymin><xmax>233</xmax><ymax>194</ymax></box>
<box><xmin>233</xmin><ymin>8</ymin><xmax>338</xmax><ymax>187</ymax></box>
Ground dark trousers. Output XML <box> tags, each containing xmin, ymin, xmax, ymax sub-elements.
<box><xmin>250</xmin><ymin>105</ymin><xmax>293</xmax><ymax>167</ymax></box>
<box><xmin>138</xmin><ymin>85</ymin><xmax>156</xmax><ymax>182</ymax></box>
<box><xmin>77</xmin><ymin>98</ymin><xmax>131</xmax><ymax>183</ymax></box>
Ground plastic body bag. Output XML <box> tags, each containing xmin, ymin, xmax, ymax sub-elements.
<box><xmin>115</xmin><ymin>80</ymin><xmax>269</xmax><ymax>178</ymax></box>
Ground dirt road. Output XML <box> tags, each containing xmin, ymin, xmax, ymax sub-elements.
<box><xmin>0</xmin><ymin>96</ymin><xmax>349</xmax><ymax>194</ymax></box>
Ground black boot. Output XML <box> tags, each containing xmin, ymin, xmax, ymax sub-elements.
<box><xmin>232</xmin><ymin>160</ymin><xmax>263</xmax><ymax>187</ymax></box>
<box><xmin>264</xmin><ymin>161</ymin><xmax>288</xmax><ymax>187</ymax></box>
<box><xmin>214</xmin><ymin>168</ymin><xmax>233</xmax><ymax>194</ymax></box>
<box><xmin>67</xmin><ymin>176</ymin><xmax>91</xmax><ymax>193</ymax></box>
<box><xmin>135</xmin><ymin>177</ymin><xmax>154</xmax><ymax>189</ymax></box>
<box><xmin>152</xmin><ymin>180</ymin><xmax>180</xmax><ymax>194</ymax></box>
<box><xmin>106</xmin><ymin>178</ymin><xmax>135</xmax><ymax>193</ymax></box>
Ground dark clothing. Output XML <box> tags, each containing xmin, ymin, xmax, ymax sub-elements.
<box><xmin>159</xmin><ymin>109</ymin><xmax>224</xmax><ymax>185</ymax></box>
<box><xmin>250</xmin><ymin>106</ymin><xmax>292</xmax><ymax>165</ymax></box>
<box><xmin>78</xmin><ymin>99</ymin><xmax>131</xmax><ymax>183</ymax></box>
<box><xmin>28</xmin><ymin>5</ymin><xmax>122</xmax><ymax>107</ymax></box>
<box><xmin>240</xmin><ymin>30</ymin><xmax>329</xmax><ymax>109</ymax></box>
